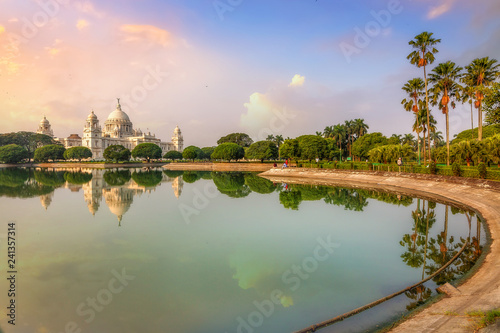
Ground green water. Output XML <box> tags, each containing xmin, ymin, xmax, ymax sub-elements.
<box><xmin>0</xmin><ymin>168</ymin><xmax>485</xmax><ymax>333</ymax></box>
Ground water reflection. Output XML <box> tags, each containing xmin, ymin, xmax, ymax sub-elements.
<box><xmin>0</xmin><ymin>168</ymin><xmax>486</xmax><ymax>333</ymax></box>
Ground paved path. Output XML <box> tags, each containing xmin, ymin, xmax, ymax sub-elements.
<box><xmin>260</xmin><ymin>168</ymin><xmax>500</xmax><ymax>332</ymax></box>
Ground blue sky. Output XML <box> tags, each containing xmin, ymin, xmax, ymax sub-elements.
<box><xmin>0</xmin><ymin>0</ymin><xmax>499</xmax><ymax>147</ymax></box>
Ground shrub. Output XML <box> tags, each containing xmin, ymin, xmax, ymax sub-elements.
<box><xmin>429</xmin><ymin>161</ymin><xmax>437</xmax><ymax>175</ymax></box>
<box><xmin>478</xmin><ymin>163</ymin><xmax>487</xmax><ymax>179</ymax></box>
<box><xmin>452</xmin><ymin>162</ymin><xmax>461</xmax><ymax>177</ymax></box>
<box><xmin>368</xmin><ymin>162</ymin><xmax>373</xmax><ymax>171</ymax></box>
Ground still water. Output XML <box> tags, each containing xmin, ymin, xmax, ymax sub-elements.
<box><xmin>0</xmin><ymin>168</ymin><xmax>485</xmax><ymax>333</ymax></box>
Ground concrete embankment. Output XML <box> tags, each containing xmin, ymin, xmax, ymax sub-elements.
<box><xmin>259</xmin><ymin>168</ymin><xmax>500</xmax><ymax>333</ymax></box>
<box><xmin>163</xmin><ymin>162</ymin><xmax>275</xmax><ymax>172</ymax></box>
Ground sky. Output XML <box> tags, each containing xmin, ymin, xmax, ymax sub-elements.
<box><xmin>0</xmin><ymin>0</ymin><xmax>499</xmax><ymax>147</ymax></box>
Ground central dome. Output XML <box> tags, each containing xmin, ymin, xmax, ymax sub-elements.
<box><xmin>107</xmin><ymin>99</ymin><xmax>130</xmax><ymax>122</ymax></box>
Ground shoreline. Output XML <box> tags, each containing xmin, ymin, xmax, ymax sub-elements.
<box><xmin>0</xmin><ymin>162</ymin><xmax>168</xmax><ymax>169</ymax></box>
<box><xmin>163</xmin><ymin>162</ymin><xmax>275</xmax><ymax>172</ymax></box>
<box><xmin>259</xmin><ymin>168</ymin><xmax>500</xmax><ymax>333</ymax></box>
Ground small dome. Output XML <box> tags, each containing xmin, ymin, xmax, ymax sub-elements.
<box><xmin>107</xmin><ymin>99</ymin><xmax>130</xmax><ymax>122</ymax></box>
<box><xmin>87</xmin><ymin>110</ymin><xmax>97</xmax><ymax>120</ymax></box>
<box><xmin>174</xmin><ymin>125</ymin><xmax>181</xmax><ymax>133</ymax></box>
<box><xmin>40</xmin><ymin>116</ymin><xmax>49</xmax><ymax>124</ymax></box>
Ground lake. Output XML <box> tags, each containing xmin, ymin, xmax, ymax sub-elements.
<box><xmin>0</xmin><ymin>168</ymin><xmax>486</xmax><ymax>333</ymax></box>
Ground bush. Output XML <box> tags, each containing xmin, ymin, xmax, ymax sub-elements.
<box><xmin>452</xmin><ymin>162</ymin><xmax>461</xmax><ymax>177</ymax></box>
<box><xmin>0</xmin><ymin>144</ymin><xmax>29</xmax><ymax>163</ymax></box>
<box><xmin>478</xmin><ymin>163</ymin><xmax>487</xmax><ymax>179</ymax></box>
<box><xmin>429</xmin><ymin>161</ymin><xmax>437</xmax><ymax>175</ymax></box>
<box><xmin>34</xmin><ymin>144</ymin><xmax>65</xmax><ymax>162</ymax></box>
<box><xmin>368</xmin><ymin>162</ymin><xmax>373</xmax><ymax>171</ymax></box>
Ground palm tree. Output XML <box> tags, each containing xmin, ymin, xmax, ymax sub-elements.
<box><xmin>344</xmin><ymin>120</ymin><xmax>355</xmax><ymax>158</ymax></box>
<box><xmin>323</xmin><ymin>126</ymin><xmax>334</xmax><ymax>138</ymax></box>
<box><xmin>315</xmin><ymin>131</ymin><xmax>323</xmax><ymax>136</ymax></box>
<box><xmin>353</xmin><ymin>118</ymin><xmax>369</xmax><ymax>138</ymax></box>
<box><xmin>461</xmin><ymin>84</ymin><xmax>476</xmax><ymax>132</ymax></box>
<box><xmin>430</xmin><ymin>130</ymin><xmax>444</xmax><ymax>148</ymax></box>
<box><xmin>413</xmin><ymin>108</ymin><xmax>437</xmax><ymax>164</ymax></box>
<box><xmin>429</xmin><ymin>61</ymin><xmax>463</xmax><ymax>165</ymax></box>
<box><xmin>332</xmin><ymin>124</ymin><xmax>346</xmax><ymax>160</ymax></box>
<box><xmin>402</xmin><ymin>133</ymin><xmax>415</xmax><ymax>146</ymax></box>
<box><xmin>451</xmin><ymin>140</ymin><xmax>480</xmax><ymax>166</ymax></box>
<box><xmin>408</xmin><ymin>32</ymin><xmax>441</xmax><ymax>163</ymax></box>
<box><xmin>463</xmin><ymin>57</ymin><xmax>500</xmax><ymax>140</ymax></box>
<box><xmin>402</xmin><ymin>78</ymin><xmax>426</xmax><ymax>164</ymax></box>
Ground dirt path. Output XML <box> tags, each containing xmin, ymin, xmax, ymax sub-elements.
<box><xmin>163</xmin><ymin>162</ymin><xmax>275</xmax><ymax>172</ymax></box>
<box><xmin>259</xmin><ymin>168</ymin><xmax>500</xmax><ymax>333</ymax></box>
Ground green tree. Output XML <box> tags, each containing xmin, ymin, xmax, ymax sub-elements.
<box><xmin>211</xmin><ymin>172</ymin><xmax>250</xmax><ymax>198</ymax></box>
<box><xmin>279</xmin><ymin>190</ymin><xmax>302</xmax><ymax>210</ymax></box>
<box><xmin>296</xmin><ymin>135</ymin><xmax>327</xmax><ymax>161</ymax></box>
<box><xmin>182</xmin><ymin>146</ymin><xmax>203</xmax><ymax>161</ymax></box>
<box><xmin>211</xmin><ymin>143</ymin><xmax>245</xmax><ymax>161</ymax></box>
<box><xmin>131</xmin><ymin>143</ymin><xmax>162</xmax><ymax>162</ymax></box>
<box><xmin>453</xmin><ymin>124</ymin><xmax>500</xmax><ymax>143</ymax></box>
<box><xmin>408</xmin><ymin>32</ymin><xmax>441</xmax><ymax>163</ymax></box>
<box><xmin>163</xmin><ymin>150</ymin><xmax>183</xmax><ymax>160</ymax></box>
<box><xmin>351</xmin><ymin>132</ymin><xmax>388</xmax><ymax>161</ymax></box>
<box><xmin>402</xmin><ymin>78</ymin><xmax>426</xmax><ymax>164</ymax></box>
<box><xmin>200</xmin><ymin>147</ymin><xmax>215</xmax><ymax>160</ymax></box>
<box><xmin>483</xmin><ymin>82</ymin><xmax>500</xmax><ymax>125</ymax></box>
<box><xmin>279</xmin><ymin>139</ymin><xmax>299</xmax><ymax>162</ymax></box>
<box><xmin>463</xmin><ymin>57</ymin><xmax>500</xmax><ymax>140</ymax></box>
<box><xmin>0</xmin><ymin>168</ymin><xmax>29</xmax><ymax>187</ymax></box>
<box><xmin>332</xmin><ymin>124</ymin><xmax>347</xmax><ymax>160</ymax></box>
<box><xmin>217</xmin><ymin>133</ymin><xmax>253</xmax><ymax>147</ymax></box>
<box><xmin>34</xmin><ymin>144</ymin><xmax>66</xmax><ymax>162</ymax></box>
<box><xmin>0</xmin><ymin>144</ymin><xmax>29</xmax><ymax>163</ymax></box>
<box><xmin>34</xmin><ymin>169</ymin><xmax>66</xmax><ymax>186</ymax></box>
<box><xmin>182</xmin><ymin>171</ymin><xmax>202</xmax><ymax>183</ymax></box>
<box><xmin>429</xmin><ymin>61</ymin><xmax>463</xmax><ymax>165</ymax></box>
<box><xmin>163</xmin><ymin>170</ymin><xmax>184</xmax><ymax>178</ymax></box>
<box><xmin>451</xmin><ymin>140</ymin><xmax>480</xmax><ymax>166</ymax></box>
<box><xmin>63</xmin><ymin>146</ymin><xmax>92</xmax><ymax>161</ymax></box>
<box><xmin>0</xmin><ymin>131</ymin><xmax>58</xmax><ymax>162</ymax></box>
<box><xmin>103</xmin><ymin>145</ymin><xmax>131</xmax><ymax>162</ymax></box>
<box><xmin>245</xmin><ymin>140</ymin><xmax>278</xmax><ymax>162</ymax></box>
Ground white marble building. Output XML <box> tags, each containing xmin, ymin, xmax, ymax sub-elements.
<box><xmin>36</xmin><ymin>99</ymin><xmax>183</xmax><ymax>159</ymax></box>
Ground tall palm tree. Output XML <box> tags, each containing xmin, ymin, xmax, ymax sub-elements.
<box><xmin>333</xmin><ymin>124</ymin><xmax>346</xmax><ymax>160</ymax></box>
<box><xmin>461</xmin><ymin>84</ymin><xmax>476</xmax><ymax>132</ymax></box>
<box><xmin>429</xmin><ymin>61</ymin><xmax>463</xmax><ymax>165</ymax></box>
<box><xmin>408</xmin><ymin>32</ymin><xmax>441</xmax><ymax>163</ymax></box>
<box><xmin>402</xmin><ymin>78</ymin><xmax>426</xmax><ymax>164</ymax></box>
<box><xmin>463</xmin><ymin>57</ymin><xmax>500</xmax><ymax>140</ymax></box>
<box><xmin>323</xmin><ymin>126</ymin><xmax>334</xmax><ymax>138</ymax></box>
<box><xmin>402</xmin><ymin>133</ymin><xmax>415</xmax><ymax>146</ymax></box>
<box><xmin>429</xmin><ymin>130</ymin><xmax>444</xmax><ymax>148</ymax></box>
<box><xmin>353</xmin><ymin>118</ymin><xmax>369</xmax><ymax>138</ymax></box>
<box><xmin>344</xmin><ymin>120</ymin><xmax>355</xmax><ymax>158</ymax></box>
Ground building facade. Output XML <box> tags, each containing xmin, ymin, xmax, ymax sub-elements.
<box><xmin>36</xmin><ymin>99</ymin><xmax>183</xmax><ymax>159</ymax></box>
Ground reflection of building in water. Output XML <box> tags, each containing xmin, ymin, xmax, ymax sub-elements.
<box><xmin>40</xmin><ymin>192</ymin><xmax>54</xmax><ymax>210</ymax></box>
<box><xmin>37</xmin><ymin>169</ymin><xmax>182</xmax><ymax>224</ymax></box>
<box><xmin>172</xmin><ymin>177</ymin><xmax>183</xmax><ymax>198</ymax></box>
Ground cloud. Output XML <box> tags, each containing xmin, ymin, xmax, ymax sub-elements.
<box><xmin>76</xmin><ymin>19</ymin><xmax>89</xmax><ymax>31</ymax></box>
<box><xmin>120</xmin><ymin>24</ymin><xmax>171</xmax><ymax>47</ymax></box>
<box><xmin>427</xmin><ymin>0</ymin><xmax>457</xmax><ymax>19</ymax></box>
<box><xmin>288</xmin><ymin>74</ymin><xmax>305</xmax><ymax>87</ymax></box>
<box><xmin>74</xmin><ymin>1</ymin><xmax>104</xmax><ymax>18</ymax></box>
<box><xmin>0</xmin><ymin>25</ymin><xmax>4</xmax><ymax>35</ymax></box>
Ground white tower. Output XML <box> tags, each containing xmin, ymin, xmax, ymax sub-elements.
<box><xmin>36</xmin><ymin>116</ymin><xmax>54</xmax><ymax>137</ymax></box>
<box><xmin>172</xmin><ymin>125</ymin><xmax>183</xmax><ymax>152</ymax></box>
<box><xmin>83</xmin><ymin>110</ymin><xmax>103</xmax><ymax>159</ymax></box>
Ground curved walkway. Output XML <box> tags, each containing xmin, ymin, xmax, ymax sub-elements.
<box><xmin>259</xmin><ymin>168</ymin><xmax>500</xmax><ymax>333</ymax></box>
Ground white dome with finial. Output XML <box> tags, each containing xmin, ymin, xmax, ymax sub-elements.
<box><xmin>107</xmin><ymin>98</ymin><xmax>130</xmax><ymax>122</ymax></box>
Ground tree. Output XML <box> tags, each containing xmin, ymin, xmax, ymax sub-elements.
<box><xmin>0</xmin><ymin>131</ymin><xmax>59</xmax><ymax>162</ymax></box>
<box><xmin>408</xmin><ymin>32</ymin><xmax>441</xmax><ymax>163</ymax></box>
<box><xmin>103</xmin><ymin>170</ymin><xmax>132</xmax><ymax>186</ymax></box>
<box><xmin>244</xmin><ymin>173</ymin><xmax>275</xmax><ymax>194</ymax></box>
<box><xmin>388</xmin><ymin>134</ymin><xmax>402</xmax><ymax>145</ymax></box>
<box><xmin>429</xmin><ymin>61</ymin><xmax>463</xmax><ymax>165</ymax></box>
<box><xmin>217</xmin><ymin>133</ymin><xmax>253</xmax><ymax>147</ymax></box>
<box><xmin>484</xmin><ymin>82</ymin><xmax>500</xmax><ymax>125</ymax></box>
<box><xmin>332</xmin><ymin>124</ymin><xmax>347</xmax><ymax>160</ymax></box>
<box><xmin>34</xmin><ymin>144</ymin><xmax>66</xmax><ymax>162</ymax></box>
<box><xmin>0</xmin><ymin>144</ymin><xmax>29</xmax><ymax>164</ymax></box>
<box><xmin>450</xmin><ymin>140</ymin><xmax>480</xmax><ymax>166</ymax></box>
<box><xmin>296</xmin><ymin>135</ymin><xmax>327</xmax><ymax>161</ymax></box>
<box><xmin>63</xmin><ymin>146</ymin><xmax>92</xmax><ymax>161</ymax></box>
<box><xmin>200</xmin><ymin>147</ymin><xmax>215</xmax><ymax>160</ymax></box>
<box><xmin>131</xmin><ymin>170</ymin><xmax>163</xmax><ymax>187</ymax></box>
<box><xmin>103</xmin><ymin>145</ymin><xmax>131</xmax><ymax>162</ymax></box>
<box><xmin>131</xmin><ymin>143</ymin><xmax>162</xmax><ymax>162</ymax></box>
<box><xmin>402</xmin><ymin>78</ymin><xmax>426</xmax><ymax>164</ymax></box>
<box><xmin>64</xmin><ymin>171</ymin><xmax>93</xmax><ymax>185</ymax></box>
<box><xmin>430</xmin><ymin>131</ymin><xmax>444</xmax><ymax>148</ymax></box>
<box><xmin>212</xmin><ymin>172</ymin><xmax>250</xmax><ymax>198</ymax></box>
<box><xmin>182</xmin><ymin>146</ymin><xmax>203</xmax><ymax>161</ymax></box>
<box><xmin>402</xmin><ymin>133</ymin><xmax>415</xmax><ymax>146</ymax></box>
<box><xmin>463</xmin><ymin>57</ymin><xmax>500</xmax><ymax>140</ymax></box>
<box><xmin>211</xmin><ymin>143</ymin><xmax>245</xmax><ymax>161</ymax></box>
<box><xmin>353</xmin><ymin>118</ymin><xmax>369</xmax><ymax>138</ymax></box>
<box><xmin>245</xmin><ymin>141</ymin><xmax>278</xmax><ymax>162</ymax></box>
<box><xmin>453</xmin><ymin>124</ymin><xmax>500</xmax><ymax>143</ymax></box>
<box><xmin>351</xmin><ymin>132</ymin><xmax>388</xmax><ymax>161</ymax></box>
<box><xmin>164</xmin><ymin>150</ymin><xmax>183</xmax><ymax>160</ymax></box>
<box><xmin>279</xmin><ymin>139</ymin><xmax>299</xmax><ymax>162</ymax></box>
